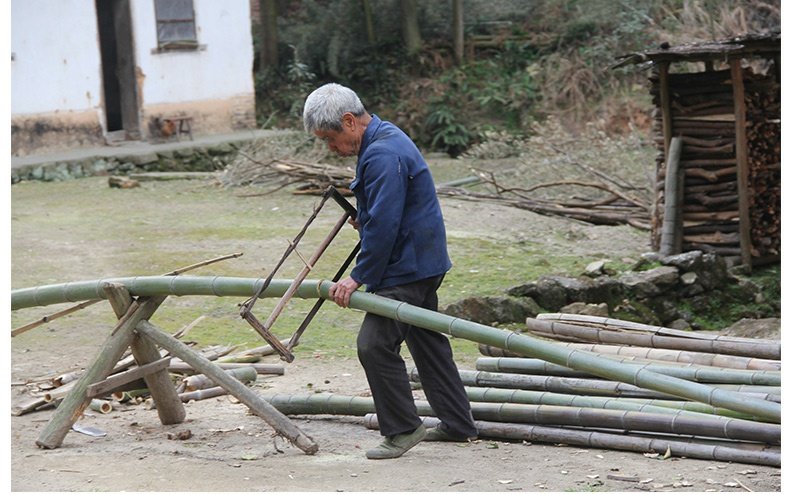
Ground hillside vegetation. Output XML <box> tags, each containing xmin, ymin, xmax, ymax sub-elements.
<box><xmin>253</xmin><ymin>0</ymin><xmax>779</xmax><ymax>155</ymax></box>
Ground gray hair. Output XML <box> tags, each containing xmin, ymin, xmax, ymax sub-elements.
<box><xmin>303</xmin><ymin>83</ymin><xmax>366</xmax><ymax>133</ymax></box>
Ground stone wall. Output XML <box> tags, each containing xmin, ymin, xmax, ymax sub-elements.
<box><xmin>443</xmin><ymin>250</ymin><xmax>779</xmax><ymax>331</ymax></box>
<box><xmin>11</xmin><ymin>142</ymin><xmax>242</xmax><ymax>184</ymax></box>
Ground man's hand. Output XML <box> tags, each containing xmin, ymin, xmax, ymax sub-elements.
<box><xmin>329</xmin><ymin>276</ymin><xmax>361</xmax><ymax>308</ymax></box>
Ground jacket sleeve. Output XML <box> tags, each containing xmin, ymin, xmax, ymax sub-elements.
<box><xmin>350</xmin><ymin>152</ymin><xmax>408</xmax><ymax>289</ymax></box>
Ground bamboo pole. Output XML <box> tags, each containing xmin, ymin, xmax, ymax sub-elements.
<box><xmin>89</xmin><ymin>399</ymin><xmax>113</xmax><ymax>414</ymax></box>
<box><xmin>535</xmin><ymin>313</ymin><xmax>780</xmax><ymax>346</ymax></box>
<box><xmin>463</xmin><ymin>387</ymin><xmax>757</xmax><ymax>421</ymax></box>
<box><xmin>475</xmin><ymin>357</ymin><xmax>780</xmax><ymax>386</ymax></box>
<box><xmin>553</xmin><ymin>342</ymin><xmax>779</xmax><ymax>371</ymax></box>
<box><xmin>134</xmin><ymin>320</ymin><xmax>318</xmax><ymax>455</ymax></box>
<box><xmin>11</xmin><ymin>252</ymin><xmax>242</xmax><ymax>338</ymax></box>
<box><xmin>254</xmin><ymin>392</ymin><xmax>779</xmax><ymax>444</ymax></box>
<box><xmin>181</xmin><ymin>366</ymin><xmax>258</xmax><ymax>392</ymax></box>
<box><xmin>11</xmin><ymin>276</ymin><xmax>780</xmax><ymax>422</ymax></box>
<box><xmin>104</xmin><ymin>283</ymin><xmax>186</xmax><ymax>426</ymax></box>
<box><xmin>168</xmin><ymin>362</ymin><xmax>284</xmax><ymax>375</ymax></box>
<box><xmin>428</xmin><ymin>368</ymin><xmax>679</xmax><ymax>399</ymax></box>
<box><xmin>526</xmin><ymin>318</ymin><xmax>780</xmax><ymax>360</ymax></box>
<box><xmin>367</xmin><ymin>415</ymin><xmax>781</xmax><ymax>467</ymax></box>
<box><xmin>35</xmin><ymin>296</ymin><xmax>166</xmax><ymax>449</ymax></box>
<box><xmin>179</xmin><ymin>386</ymin><xmax>229</xmax><ymax>402</ymax></box>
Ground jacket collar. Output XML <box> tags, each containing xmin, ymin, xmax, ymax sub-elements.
<box><xmin>358</xmin><ymin>114</ymin><xmax>383</xmax><ymax>159</ymax></box>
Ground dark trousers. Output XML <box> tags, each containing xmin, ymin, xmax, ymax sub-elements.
<box><xmin>357</xmin><ymin>274</ymin><xmax>477</xmax><ymax>438</ymax></box>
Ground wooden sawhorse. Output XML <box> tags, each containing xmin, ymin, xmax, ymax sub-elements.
<box><xmin>34</xmin><ymin>282</ymin><xmax>317</xmax><ymax>454</ymax></box>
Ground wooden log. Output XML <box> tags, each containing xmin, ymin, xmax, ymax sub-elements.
<box><xmin>681</xmin><ymin>158</ymin><xmax>737</xmax><ymax>167</ymax></box>
<box><xmin>35</xmin><ymin>296</ymin><xmax>166</xmax><ymax>449</ymax></box>
<box><xmin>683</xmin><ymin>210</ymin><xmax>739</xmax><ymax>221</ymax></box>
<box><xmin>134</xmin><ymin>320</ymin><xmax>318</xmax><ymax>454</ymax></box>
<box><xmin>683</xmin><ymin>243</ymin><xmax>743</xmax><ymax>256</ymax></box>
<box><xmin>684</xmin><ymin>231</ymin><xmax>741</xmax><ymax>244</ymax></box>
<box><xmin>659</xmin><ymin>137</ymin><xmax>683</xmax><ymax>255</ymax></box>
<box><xmin>104</xmin><ymin>283</ymin><xmax>185</xmax><ymax>426</ymax></box>
<box><xmin>11</xmin><ymin>396</ymin><xmax>50</xmax><ymax>416</ymax></box>
<box><xmin>86</xmin><ymin>357</ymin><xmax>171</xmax><ymax>398</ymax></box>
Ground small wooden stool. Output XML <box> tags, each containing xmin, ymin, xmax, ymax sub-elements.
<box><xmin>162</xmin><ymin>115</ymin><xmax>193</xmax><ymax>141</ymax></box>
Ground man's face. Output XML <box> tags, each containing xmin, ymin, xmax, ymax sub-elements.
<box><xmin>314</xmin><ymin>114</ymin><xmax>361</xmax><ymax>157</ymax></box>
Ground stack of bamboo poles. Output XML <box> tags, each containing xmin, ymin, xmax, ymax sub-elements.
<box><xmin>651</xmin><ymin>67</ymin><xmax>780</xmax><ymax>260</ymax></box>
<box><xmin>466</xmin><ymin>313</ymin><xmax>780</xmax><ymax>465</ymax></box>
<box><xmin>12</xmin><ymin>340</ymin><xmax>287</xmax><ymax>416</ymax></box>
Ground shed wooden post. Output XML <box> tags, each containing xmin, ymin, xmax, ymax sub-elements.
<box><xmin>35</xmin><ymin>297</ymin><xmax>166</xmax><ymax>449</ymax></box>
<box><xmin>729</xmin><ymin>58</ymin><xmax>753</xmax><ymax>271</ymax></box>
<box><xmin>103</xmin><ymin>283</ymin><xmax>186</xmax><ymax>425</ymax></box>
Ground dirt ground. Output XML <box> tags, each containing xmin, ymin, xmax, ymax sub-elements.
<box><xmin>9</xmin><ymin>173</ymin><xmax>781</xmax><ymax>492</ymax></box>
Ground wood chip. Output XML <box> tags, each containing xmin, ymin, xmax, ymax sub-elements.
<box><xmin>606</xmin><ymin>474</ymin><xmax>640</xmax><ymax>482</ymax></box>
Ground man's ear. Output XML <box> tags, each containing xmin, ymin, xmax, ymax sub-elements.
<box><xmin>342</xmin><ymin>112</ymin><xmax>356</xmax><ymax>130</ymax></box>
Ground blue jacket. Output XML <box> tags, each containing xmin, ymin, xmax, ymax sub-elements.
<box><xmin>349</xmin><ymin>115</ymin><xmax>452</xmax><ymax>292</ymax></box>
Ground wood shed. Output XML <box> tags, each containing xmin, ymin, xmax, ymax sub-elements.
<box><xmin>614</xmin><ymin>33</ymin><xmax>780</xmax><ymax>272</ymax></box>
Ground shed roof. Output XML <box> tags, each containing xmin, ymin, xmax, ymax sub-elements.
<box><xmin>613</xmin><ymin>32</ymin><xmax>780</xmax><ymax>68</ymax></box>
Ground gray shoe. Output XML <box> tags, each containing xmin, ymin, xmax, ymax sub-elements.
<box><xmin>424</xmin><ymin>426</ymin><xmax>477</xmax><ymax>442</ymax></box>
<box><xmin>366</xmin><ymin>425</ymin><xmax>427</xmax><ymax>459</ymax></box>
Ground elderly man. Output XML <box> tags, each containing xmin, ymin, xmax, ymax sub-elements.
<box><xmin>303</xmin><ymin>83</ymin><xmax>477</xmax><ymax>459</ymax></box>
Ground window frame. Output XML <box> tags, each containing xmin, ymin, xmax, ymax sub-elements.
<box><xmin>153</xmin><ymin>0</ymin><xmax>199</xmax><ymax>51</ymax></box>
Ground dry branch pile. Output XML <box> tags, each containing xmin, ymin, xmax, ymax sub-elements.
<box><xmin>216</xmin><ymin>133</ymin><xmax>354</xmax><ymax>195</ymax></box>
<box><xmin>441</xmin><ymin>122</ymin><xmax>654</xmax><ymax>230</ymax></box>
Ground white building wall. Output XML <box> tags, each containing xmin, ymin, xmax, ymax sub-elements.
<box><xmin>131</xmin><ymin>0</ymin><xmax>255</xmax><ymax>106</ymax></box>
<box><xmin>11</xmin><ymin>0</ymin><xmax>102</xmax><ymax>115</ymax></box>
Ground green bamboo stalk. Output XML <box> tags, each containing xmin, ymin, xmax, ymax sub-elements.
<box><xmin>10</xmin><ymin>276</ymin><xmax>781</xmax><ymax>422</ymax></box>
<box><xmin>475</xmin><ymin>357</ymin><xmax>781</xmax><ymax>385</ymax></box>
<box><xmin>435</xmin><ymin>368</ymin><xmax>681</xmax><ymax>399</ymax></box>
<box><xmin>526</xmin><ymin>318</ymin><xmax>780</xmax><ymax>360</ymax></box>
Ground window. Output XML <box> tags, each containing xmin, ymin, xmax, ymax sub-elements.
<box><xmin>154</xmin><ymin>0</ymin><xmax>197</xmax><ymax>49</ymax></box>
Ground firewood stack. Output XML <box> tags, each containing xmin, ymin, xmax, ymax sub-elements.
<box><xmin>745</xmin><ymin>77</ymin><xmax>780</xmax><ymax>258</ymax></box>
<box><xmin>650</xmin><ymin>65</ymin><xmax>780</xmax><ymax>263</ymax></box>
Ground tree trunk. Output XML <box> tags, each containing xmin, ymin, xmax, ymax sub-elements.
<box><xmin>451</xmin><ymin>0</ymin><xmax>464</xmax><ymax>65</ymax></box>
<box><xmin>362</xmin><ymin>0</ymin><xmax>375</xmax><ymax>45</ymax></box>
<box><xmin>400</xmin><ymin>0</ymin><xmax>422</xmax><ymax>55</ymax></box>
<box><xmin>259</xmin><ymin>0</ymin><xmax>279</xmax><ymax>71</ymax></box>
